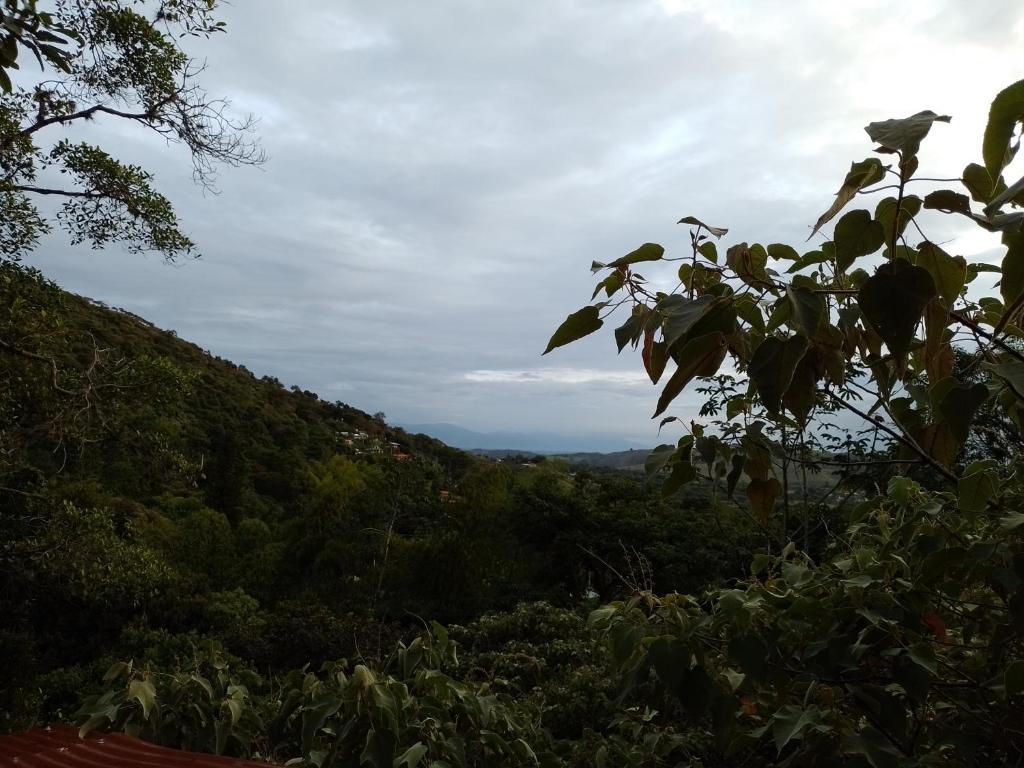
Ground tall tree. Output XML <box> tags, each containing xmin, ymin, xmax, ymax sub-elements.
<box><xmin>0</xmin><ymin>0</ymin><xmax>263</xmax><ymax>262</ymax></box>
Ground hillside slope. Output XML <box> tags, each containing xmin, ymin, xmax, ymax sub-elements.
<box><xmin>0</xmin><ymin>263</ymin><xmax>757</xmax><ymax>730</ymax></box>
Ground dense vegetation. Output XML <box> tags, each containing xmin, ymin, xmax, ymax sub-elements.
<box><xmin>0</xmin><ymin>260</ymin><xmax>760</xmax><ymax>758</ymax></box>
<box><xmin>7</xmin><ymin>1</ymin><xmax>1024</xmax><ymax>766</ymax></box>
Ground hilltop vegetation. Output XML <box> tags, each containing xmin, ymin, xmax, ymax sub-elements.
<box><xmin>0</xmin><ymin>262</ymin><xmax>759</xmax><ymax>739</ymax></box>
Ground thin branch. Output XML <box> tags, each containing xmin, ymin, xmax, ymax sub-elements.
<box><xmin>950</xmin><ymin>311</ymin><xmax>1024</xmax><ymax>365</ymax></box>
<box><xmin>827</xmin><ymin>391</ymin><xmax>959</xmax><ymax>485</ymax></box>
<box><xmin>14</xmin><ymin>185</ymin><xmax>102</xmax><ymax>199</ymax></box>
<box><xmin>0</xmin><ymin>337</ymin><xmax>74</xmax><ymax>395</ymax></box>
<box><xmin>19</xmin><ymin>100</ymin><xmax>172</xmax><ymax>139</ymax></box>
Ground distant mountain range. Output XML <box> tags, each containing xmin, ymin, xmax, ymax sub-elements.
<box><xmin>399</xmin><ymin>422</ymin><xmax>650</xmax><ymax>455</ymax></box>
<box><xmin>474</xmin><ymin>448</ymin><xmax>653</xmax><ymax>471</ymax></box>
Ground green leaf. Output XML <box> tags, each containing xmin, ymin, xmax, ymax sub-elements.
<box><xmin>225</xmin><ymin>697</ymin><xmax>243</xmax><ymax>725</ymax></box>
<box><xmin>609</xmin><ymin>242</ymin><xmax>665</xmax><ymax>269</ymax></box>
<box><xmin>833</xmin><ymin>209</ymin><xmax>885</xmax><ymax>272</ymax></box>
<box><xmin>653</xmin><ymin>332</ymin><xmax>727</xmax><ymax>417</ymax></box>
<box><xmin>865</xmin><ymin>110</ymin><xmax>951</xmax><ymax>158</ymax></box>
<box><xmin>733</xmin><ymin>293</ymin><xmax>765</xmax><ymax>332</ymax></box>
<box><xmin>128</xmin><ymin>679</ymin><xmax>156</xmax><ymax>720</ymax></box>
<box><xmin>644</xmin><ymin>444</ymin><xmax>675</xmax><ymax>476</ymax></box>
<box><xmin>937</xmin><ymin>381</ymin><xmax>989</xmax><ymax>445</ymax></box>
<box><xmin>959</xmin><ymin>466</ymin><xmax>998</xmax><ymax>513</ymax></box>
<box><xmin>662</xmin><ymin>459</ymin><xmax>697</xmax><ymax>497</ymax></box>
<box><xmin>810</xmin><ymin>158</ymin><xmax>886</xmax><ymax>239</ymax></box>
<box><xmin>678</xmin><ymin>216</ymin><xmax>728</xmax><ymax>238</ymax></box>
<box><xmin>103</xmin><ymin>662</ymin><xmax>131</xmax><ymax>684</ymax></box>
<box><xmin>771</xmin><ymin>705</ymin><xmax>818</xmax><ymax>753</ymax></box>
<box><xmin>1002</xmin><ymin>512</ymin><xmax>1024</xmax><ymax>532</ymax></box>
<box><xmin>660</xmin><ymin>294</ymin><xmax>719</xmax><ymax>348</ymax></box>
<box><xmin>644</xmin><ymin>339</ymin><xmax>669</xmax><ymax>384</ymax></box>
<box><xmin>988</xmin><ymin>358</ymin><xmax>1024</xmax><ymax>399</ymax></box>
<box><xmin>963</xmin><ymin>162</ymin><xmax>1004</xmax><ymax>203</ymax></box>
<box><xmin>1001</xmin><ymin>230</ymin><xmax>1024</xmax><ymax>307</ymax></box>
<box><xmin>767</xmin><ymin>243</ymin><xmax>799</xmax><ymax>261</ymax></box>
<box><xmin>543</xmin><ymin>306</ymin><xmax>603</xmax><ymax>354</ymax></box>
<box><xmin>748</xmin><ymin>335</ymin><xmax>810</xmax><ymax>414</ymax></box>
<box><xmin>844</xmin><ymin>725</ymin><xmax>902</xmax><ymax>768</ymax></box>
<box><xmin>614</xmin><ymin>313</ymin><xmax>644</xmax><ymax>353</ymax></box>
<box><xmin>787</xmin><ymin>248</ymin><xmax>830</xmax><ymax>274</ymax></box>
<box><xmin>917</xmin><ymin>242</ymin><xmax>966</xmax><ymax>306</ymax></box>
<box><xmin>747</xmin><ymin>477</ymin><xmax>782</xmax><ymax>522</ymax></box>
<box><xmin>726</xmin><ymin>242</ymin><xmax>769</xmax><ymax>286</ymax></box>
<box><xmin>907</xmin><ymin>642</ymin><xmax>937</xmax><ymax>674</ymax></box>
<box><xmin>875</xmin><ymin>195</ymin><xmax>921</xmax><ymax>246</ymax></box>
<box><xmin>723</xmin><ymin>668</ymin><xmax>745</xmax><ymax>691</ymax></box>
<box><xmin>783</xmin><ymin>350</ymin><xmax>818</xmax><ymax>427</ymax></box>
<box><xmin>858</xmin><ymin>262</ymin><xmax>937</xmax><ymax>361</ymax></box>
<box><xmin>924</xmin><ymin>188</ymin><xmax>972</xmax><ymax>216</ymax></box>
<box><xmin>394</xmin><ymin>743</ymin><xmax>428</xmax><ymax>768</ymax></box>
<box><xmin>698</xmin><ymin>240</ymin><xmax>718</xmax><ymax>263</ymax></box>
<box><xmin>984</xmin><ymin>80</ymin><xmax>1024</xmax><ymax>180</ymax></box>
<box><xmin>785</xmin><ymin>285</ymin><xmax>825</xmax><ymax>337</ymax></box>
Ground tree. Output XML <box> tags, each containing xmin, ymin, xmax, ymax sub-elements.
<box><xmin>548</xmin><ymin>80</ymin><xmax>1024</xmax><ymax>763</ymax></box>
<box><xmin>0</xmin><ymin>0</ymin><xmax>263</xmax><ymax>262</ymax></box>
<box><xmin>0</xmin><ymin>1</ymin><xmax>261</xmax><ymax>482</ymax></box>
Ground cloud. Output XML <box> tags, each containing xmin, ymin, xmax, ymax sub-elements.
<box><xmin>24</xmin><ymin>0</ymin><xmax>1024</xmax><ymax>446</ymax></box>
<box><xmin>463</xmin><ymin>368</ymin><xmax>649</xmax><ymax>385</ymax></box>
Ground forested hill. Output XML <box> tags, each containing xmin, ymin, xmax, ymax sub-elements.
<box><xmin>2</xmin><ymin>262</ymin><xmax>755</xmax><ymax>731</ymax></box>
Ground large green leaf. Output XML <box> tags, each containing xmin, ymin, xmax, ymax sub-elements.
<box><xmin>865</xmin><ymin>110</ymin><xmax>951</xmax><ymax>158</ymax></box>
<box><xmin>810</xmin><ymin>158</ymin><xmax>886</xmax><ymax>239</ymax></box>
<box><xmin>770</xmin><ymin>704</ymin><xmax>819</xmax><ymax>753</ymax></box>
<box><xmin>614</xmin><ymin>313</ymin><xmax>644</xmax><ymax>352</ymax></box>
<box><xmin>748</xmin><ymin>335</ymin><xmax>810</xmax><ymax>414</ymax></box>
<box><xmin>747</xmin><ymin>477</ymin><xmax>782</xmax><ymax>522</ymax></box>
<box><xmin>660</xmin><ymin>294</ymin><xmax>719</xmax><ymax>348</ymax></box>
<box><xmin>963</xmin><ymin>162</ymin><xmax>1005</xmax><ymax>204</ymax></box>
<box><xmin>783</xmin><ymin>349</ymin><xmax>819</xmax><ymax>427</ymax></box>
<box><xmin>786</xmin><ymin>285</ymin><xmax>825</xmax><ymax>337</ymax></box>
<box><xmin>875</xmin><ymin>195</ymin><xmax>921</xmax><ymax>246</ymax></box>
<box><xmin>959</xmin><ymin>463</ymin><xmax>998</xmax><ymax>513</ymax></box>
<box><xmin>644</xmin><ymin>443</ymin><xmax>675</xmax><ymax>476</ymax></box>
<box><xmin>833</xmin><ymin>209</ymin><xmax>885</xmax><ymax>272</ymax></box>
<box><xmin>543</xmin><ymin>305</ymin><xmax>603</xmax><ymax>354</ymax></box>
<box><xmin>988</xmin><ymin>358</ymin><xmax>1024</xmax><ymax>399</ymax></box>
<box><xmin>662</xmin><ymin>458</ymin><xmax>697</xmax><ymax>496</ymax></box>
<box><xmin>983</xmin><ymin>79</ymin><xmax>1024</xmax><ymax>180</ymax></box>
<box><xmin>937</xmin><ymin>380</ymin><xmax>989</xmax><ymax>445</ymax></box>
<box><xmin>1001</xmin><ymin>230</ymin><xmax>1024</xmax><ymax>307</ymax></box>
<box><xmin>608</xmin><ymin>242</ymin><xmax>665</xmax><ymax>269</ymax></box>
<box><xmin>857</xmin><ymin>262</ymin><xmax>937</xmax><ymax>360</ymax></box>
<box><xmin>917</xmin><ymin>242</ymin><xmax>966</xmax><ymax>306</ymax></box>
<box><xmin>128</xmin><ymin>679</ymin><xmax>156</xmax><ymax>719</ymax></box>
<box><xmin>726</xmin><ymin>242</ymin><xmax>769</xmax><ymax>286</ymax></box>
<box><xmin>653</xmin><ymin>332</ymin><xmax>727</xmax><ymax>417</ymax></box>
<box><xmin>393</xmin><ymin>742</ymin><xmax>428</xmax><ymax>768</ymax></box>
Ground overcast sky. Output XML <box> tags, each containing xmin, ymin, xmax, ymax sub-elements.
<box><xmin>26</xmin><ymin>0</ymin><xmax>1024</xmax><ymax>447</ymax></box>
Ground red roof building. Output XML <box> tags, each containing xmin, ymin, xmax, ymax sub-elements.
<box><xmin>0</xmin><ymin>726</ymin><xmax>273</xmax><ymax>768</ymax></box>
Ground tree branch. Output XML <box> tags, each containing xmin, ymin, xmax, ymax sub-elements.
<box><xmin>0</xmin><ymin>337</ymin><xmax>74</xmax><ymax>396</ymax></box>
<box><xmin>14</xmin><ymin>184</ymin><xmax>102</xmax><ymax>199</ymax></box>
<box><xmin>19</xmin><ymin>99</ymin><xmax>174</xmax><ymax>139</ymax></box>
<box><xmin>827</xmin><ymin>391</ymin><xmax>960</xmax><ymax>485</ymax></box>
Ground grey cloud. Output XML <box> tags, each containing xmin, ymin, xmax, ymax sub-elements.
<box><xmin>27</xmin><ymin>0</ymin><xmax>1024</xmax><ymax>446</ymax></box>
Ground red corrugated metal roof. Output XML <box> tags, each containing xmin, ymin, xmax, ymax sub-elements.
<box><xmin>0</xmin><ymin>726</ymin><xmax>275</xmax><ymax>768</ymax></box>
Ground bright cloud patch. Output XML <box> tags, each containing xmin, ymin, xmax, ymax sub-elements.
<box><xmin>464</xmin><ymin>368</ymin><xmax>649</xmax><ymax>385</ymax></box>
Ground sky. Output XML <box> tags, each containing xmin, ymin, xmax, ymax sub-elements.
<box><xmin>24</xmin><ymin>0</ymin><xmax>1024</xmax><ymax>448</ymax></box>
